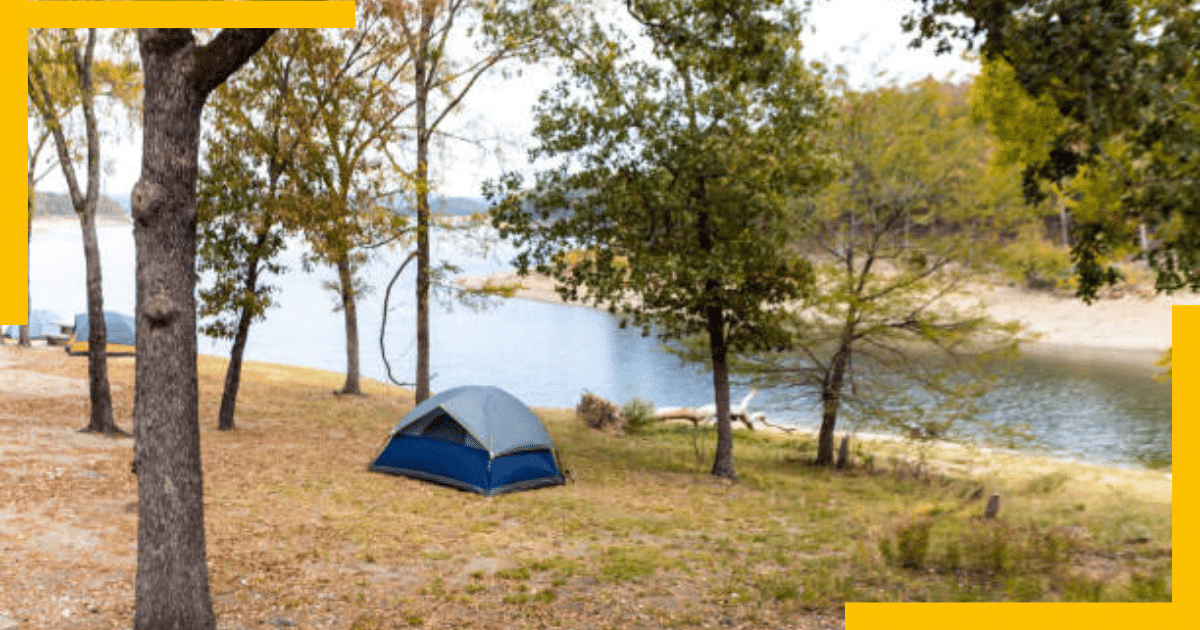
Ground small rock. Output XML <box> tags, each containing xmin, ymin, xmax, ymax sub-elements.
<box><xmin>268</xmin><ymin>619</ymin><xmax>297</xmax><ymax>628</ymax></box>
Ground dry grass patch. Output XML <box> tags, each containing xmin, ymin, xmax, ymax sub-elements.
<box><xmin>0</xmin><ymin>344</ymin><xmax>1170</xmax><ymax>629</ymax></box>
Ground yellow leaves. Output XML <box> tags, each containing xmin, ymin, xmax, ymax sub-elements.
<box><xmin>969</xmin><ymin>57</ymin><xmax>1066</xmax><ymax>169</ymax></box>
<box><xmin>1154</xmin><ymin>347</ymin><xmax>1172</xmax><ymax>383</ymax></box>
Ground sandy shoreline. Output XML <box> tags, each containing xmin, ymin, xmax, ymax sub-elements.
<box><xmin>460</xmin><ymin>270</ymin><xmax>1187</xmax><ymax>354</ymax></box>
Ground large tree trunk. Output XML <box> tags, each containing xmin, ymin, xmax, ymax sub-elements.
<box><xmin>707</xmin><ymin>303</ymin><xmax>735</xmax><ymax>479</ymax></box>
<box><xmin>337</xmin><ymin>255</ymin><xmax>362</xmax><ymax>395</ymax></box>
<box><xmin>79</xmin><ymin>207</ymin><xmax>117</xmax><ymax>434</ymax></box>
<box><xmin>133</xmin><ymin>28</ymin><xmax>275</xmax><ymax>630</ymax></box>
<box><xmin>413</xmin><ymin>6</ymin><xmax>434</xmax><ymax>404</ymax></box>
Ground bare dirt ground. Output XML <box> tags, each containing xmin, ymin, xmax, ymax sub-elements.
<box><xmin>0</xmin><ymin>346</ymin><xmax>137</xmax><ymax>629</ymax></box>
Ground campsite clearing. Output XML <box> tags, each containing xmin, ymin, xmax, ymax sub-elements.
<box><xmin>0</xmin><ymin>345</ymin><xmax>1171</xmax><ymax>629</ymax></box>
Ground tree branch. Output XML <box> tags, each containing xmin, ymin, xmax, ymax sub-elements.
<box><xmin>192</xmin><ymin>28</ymin><xmax>278</xmax><ymax>99</ymax></box>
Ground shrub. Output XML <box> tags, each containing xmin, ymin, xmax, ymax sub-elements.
<box><xmin>622</xmin><ymin>397</ymin><xmax>657</xmax><ymax>434</ymax></box>
<box><xmin>895</xmin><ymin>520</ymin><xmax>932</xmax><ymax>570</ymax></box>
<box><xmin>996</xmin><ymin>239</ymin><xmax>1073</xmax><ymax>291</ymax></box>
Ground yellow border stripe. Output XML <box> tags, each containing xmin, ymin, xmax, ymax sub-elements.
<box><xmin>1173</xmin><ymin>304</ymin><xmax>1191</xmax><ymax>603</ymax></box>
<box><xmin>3</xmin><ymin>22</ymin><xmax>30</xmax><ymax>322</ymax></box>
<box><xmin>24</xmin><ymin>2</ymin><xmax>355</xmax><ymax>28</ymax></box>
<box><xmin>5</xmin><ymin>3</ymin><xmax>354</xmax><ymax>321</ymax></box>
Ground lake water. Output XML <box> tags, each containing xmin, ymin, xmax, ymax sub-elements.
<box><xmin>19</xmin><ymin>223</ymin><xmax>1172</xmax><ymax>471</ymax></box>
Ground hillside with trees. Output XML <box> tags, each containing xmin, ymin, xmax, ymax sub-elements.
<box><xmin>32</xmin><ymin>190</ymin><xmax>129</xmax><ymax>222</ymax></box>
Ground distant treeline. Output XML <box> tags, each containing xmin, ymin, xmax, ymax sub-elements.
<box><xmin>32</xmin><ymin>190</ymin><xmax>129</xmax><ymax>221</ymax></box>
<box><xmin>391</xmin><ymin>196</ymin><xmax>487</xmax><ymax>217</ymax></box>
<box><xmin>29</xmin><ymin>191</ymin><xmax>486</xmax><ymax>221</ymax></box>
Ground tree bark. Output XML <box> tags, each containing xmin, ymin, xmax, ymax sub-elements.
<box><xmin>133</xmin><ymin>27</ymin><xmax>275</xmax><ymax>630</ymax></box>
<box><xmin>707</xmin><ymin>302</ymin><xmax>735</xmax><ymax>479</ymax></box>
<box><xmin>79</xmin><ymin>207</ymin><xmax>116</xmax><ymax>434</ymax></box>
<box><xmin>816</xmin><ymin>344</ymin><xmax>850</xmax><ymax>467</ymax></box>
<box><xmin>217</xmin><ymin>303</ymin><xmax>253</xmax><ymax>430</ymax></box>
<box><xmin>1056</xmin><ymin>181</ymin><xmax>1071</xmax><ymax>247</ymax></box>
<box><xmin>31</xmin><ymin>29</ymin><xmax>118</xmax><ymax>433</ymax></box>
<box><xmin>413</xmin><ymin>5</ymin><xmax>434</xmax><ymax>404</ymax></box>
<box><xmin>217</xmin><ymin>250</ymin><xmax>263</xmax><ymax>430</ymax></box>
<box><xmin>337</xmin><ymin>254</ymin><xmax>362</xmax><ymax>395</ymax></box>
<box><xmin>75</xmin><ymin>37</ymin><xmax>112</xmax><ymax>434</ymax></box>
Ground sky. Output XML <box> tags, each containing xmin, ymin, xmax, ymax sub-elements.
<box><xmin>35</xmin><ymin>0</ymin><xmax>980</xmax><ymax>202</ymax></box>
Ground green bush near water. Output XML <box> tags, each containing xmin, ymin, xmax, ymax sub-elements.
<box><xmin>621</xmin><ymin>397</ymin><xmax>658</xmax><ymax>434</ymax></box>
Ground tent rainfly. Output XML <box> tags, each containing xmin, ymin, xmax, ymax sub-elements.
<box><xmin>67</xmin><ymin>311</ymin><xmax>136</xmax><ymax>356</ymax></box>
<box><xmin>369</xmin><ymin>385</ymin><xmax>564</xmax><ymax>496</ymax></box>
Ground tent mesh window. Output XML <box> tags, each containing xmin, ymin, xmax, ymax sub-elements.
<box><xmin>403</xmin><ymin>411</ymin><xmax>485</xmax><ymax>450</ymax></box>
<box><xmin>424</xmin><ymin>414</ymin><xmax>466</xmax><ymax>444</ymax></box>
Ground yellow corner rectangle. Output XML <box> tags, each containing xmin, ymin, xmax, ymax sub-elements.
<box><xmin>23</xmin><ymin>2</ymin><xmax>356</xmax><ymax>28</ymax></box>
<box><xmin>8</xmin><ymin>3</ymin><xmax>355</xmax><ymax>322</ymax></box>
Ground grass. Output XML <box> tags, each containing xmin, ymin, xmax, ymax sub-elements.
<box><xmin>4</xmin><ymin>349</ymin><xmax>1169</xmax><ymax>628</ymax></box>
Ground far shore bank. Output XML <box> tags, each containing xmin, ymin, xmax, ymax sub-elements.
<box><xmin>30</xmin><ymin>215</ymin><xmax>131</xmax><ymax>232</ymax></box>
<box><xmin>459</xmin><ymin>270</ymin><xmax>1188</xmax><ymax>355</ymax></box>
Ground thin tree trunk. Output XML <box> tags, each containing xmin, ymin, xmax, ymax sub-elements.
<box><xmin>132</xmin><ymin>27</ymin><xmax>275</xmax><ymax>630</ymax></box>
<box><xmin>79</xmin><ymin>207</ymin><xmax>117</xmax><ymax>433</ymax></box>
<box><xmin>1057</xmin><ymin>182</ymin><xmax>1071</xmax><ymax>247</ymax></box>
<box><xmin>413</xmin><ymin>6</ymin><xmax>434</xmax><ymax>404</ymax></box>
<box><xmin>816</xmin><ymin>345</ymin><xmax>850</xmax><ymax>467</ymax></box>
<box><xmin>217</xmin><ymin>233</ymin><xmax>267</xmax><ymax>430</ymax></box>
<box><xmin>30</xmin><ymin>29</ymin><xmax>118</xmax><ymax>431</ymax></box>
<box><xmin>338</xmin><ymin>255</ymin><xmax>362</xmax><ymax>395</ymax></box>
<box><xmin>72</xmin><ymin>28</ymin><xmax>117</xmax><ymax>434</ymax></box>
<box><xmin>217</xmin><ymin>303</ymin><xmax>254</xmax><ymax>431</ymax></box>
<box><xmin>707</xmin><ymin>302</ymin><xmax>735</xmax><ymax>479</ymax></box>
<box><xmin>217</xmin><ymin>306</ymin><xmax>253</xmax><ymax>430</ymax></box>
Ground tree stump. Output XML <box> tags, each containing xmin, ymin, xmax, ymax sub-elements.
<box><xmin>835</xmin><ymin>434</ymin><xmax>850</xmax><ymax>469</ymax></box>
<box><xmin>984</xmin><ymin>493</ymin><xmax>1001</xmax><ymax>519</ymax></box>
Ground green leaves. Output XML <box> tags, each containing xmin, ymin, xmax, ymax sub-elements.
<box><xmin>906</xmin><ymin>0</ymin><xmax>1200</xmax><ymax>298</ymax></box>
<box><xmin>756</xmin><ymin>76</ymin><xmax>1029</xmax><ymax>462</ymax></box>
<box><xmin>196</xmin><ymin>34</ymin><xmax>296</xmax><ymax>341</ymax></box>
<box><xmin>490</xmin><ymin>0</ymin><xmax>832</xmax><ymax>352</ymax></box>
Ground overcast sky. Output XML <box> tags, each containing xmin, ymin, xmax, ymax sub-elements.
<box><xmin>36</xmin><ymin>1</ymin><xmax>979</xmax><ymax>201</ymax></box>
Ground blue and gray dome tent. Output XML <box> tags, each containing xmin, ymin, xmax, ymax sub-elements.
<box><xmin>370</xmin><ymin>385</ymin><xmax>564</xmax><ymax>496</ymax></box>
<box><xmin>67</xmin><ymin>311</ymin><xmax>136</xmax><ymax>356</ymax></box>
